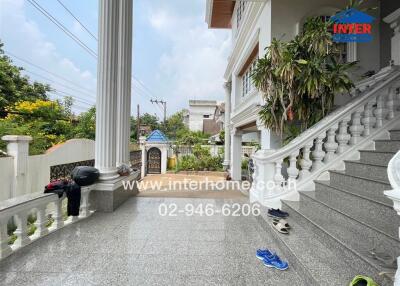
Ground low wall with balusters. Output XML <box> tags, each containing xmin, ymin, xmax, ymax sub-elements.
<box><xmin>250</xmin><ymin>66</ymin><xmax>400</xmax><ymax>209</ymax></box>
<box><xmin>0</xmin><ymin>185</ymin><xmax>93</xmax><ymax>260</ymax></box>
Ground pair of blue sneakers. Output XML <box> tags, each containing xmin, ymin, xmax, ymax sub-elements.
<box><xmin>256</xmin><ymin>249</ymin><xmax>289</xmax><ymax>271</ymax></box>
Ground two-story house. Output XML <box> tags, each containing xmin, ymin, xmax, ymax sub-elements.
<box><xmin>206</xmin><ymin>0</ymin><xmax>399</xmax><ymax>179</ymax></box>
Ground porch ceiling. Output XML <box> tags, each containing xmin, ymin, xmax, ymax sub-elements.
<box><xmin>207</xmin><ymin>0</ymin><xmax>235</xmax><ymax>28</ymax></box>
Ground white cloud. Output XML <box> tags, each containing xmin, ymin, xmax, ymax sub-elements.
<box><xmin>146</xmin><ymin>3</ymin><xmax>231</xmax><ymax>111</ymax></box>
<box><xmin>0</xmin><ymin>0</ymin><xmax>97</xmax><ymax>111</ymax></box>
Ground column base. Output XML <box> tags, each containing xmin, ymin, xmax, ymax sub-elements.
<box><xmin>98</xmin><ymin>167</ymin><xmax>120</xmax><ymax>181</ymax></box>
<box><xmin>90</xmin><ymin>170</ymin><xmax>140</xmax><ymax>212</ymax></box>
<box><xmin>222</xmin><ymin>160</ymin><xmax>230</xmax><ymax>171</ymax></box>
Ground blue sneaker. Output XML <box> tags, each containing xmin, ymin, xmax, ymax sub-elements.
<box><xmin>267</xmin><ymin>208</ymin><xmax>289</xmax><ymax>218</ymax></box>
<box><xmin>263</xmin><ymin>254</ymin><xmax>289</xmax><ymax>271</ymax></box>
<box><xmin>256</xmin><ymin>249</ymin><xmax>275</xmax><ymax>260</ymax></box>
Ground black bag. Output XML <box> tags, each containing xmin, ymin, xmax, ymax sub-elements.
<box><xmin>71</xmin><ymin>166</ymin><xmax>100</xmax><ymax>186</ymax></box>
<box><xmin>44</xmin><ymin>179</ymin><xmax>69</xmax><ymax>198</ymax></box>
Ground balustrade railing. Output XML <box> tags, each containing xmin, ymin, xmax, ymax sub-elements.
<box><xmin>251</xmin><ymin>67</ymin><xmax>400</xmax><ymax>206</ymax></box>
<box><xmin>0</xmin><ymin>186</ymin><xmax>93</xmax><ymax>260</ymax></box>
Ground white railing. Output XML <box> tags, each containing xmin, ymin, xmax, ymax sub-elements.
<box><xmin>250</xmin><ymin>66</ymin><xmax>400</xmax><ymax>208</ymax></box>
<box><xmin>384</xmin><ymin>151</ymin><xmax>400</xmax><ymax>285</ymax></box>
<box><xmin>0</xmin><ymin>186</ymin><xmax>93</xmax><ymax>260</ymax></box>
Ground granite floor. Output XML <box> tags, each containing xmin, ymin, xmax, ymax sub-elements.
<box><xmin>0</xmin><ymin>197</ymin><xmax>306</xmax><ymax>286</ymax></box>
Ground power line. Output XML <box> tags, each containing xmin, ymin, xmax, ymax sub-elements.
<box><xmin>26</xmin><ymin>0</ymin><xmax>97</xmax><ymax>58</ymax></box>
<box><xmin>21</xmin><ymin>69</ymin><xmax>96</xmax><ymax>100</ymax></box>
<box><xmin>11</xmin><ymin>2</ymin><xmax>159</xmax><ymax>104</ymax></box>
<box><xmin>51</xmin><ymin>90</ymin><xmax>94</xmax><ymax>106</ymax></box>
<box><xmin>4</xmin><ymin>51</ymin><xmax>96</xmax><ymax>94</ymax></box>
<box><xmin>56</xmin><ymin>0</ymin><xmax>98</xmax><ymax>41</ymax></box>
<box><xmin>49</xmin><ymin>92</ymin><xmax>92</xmax><ymax>108</ymax></box>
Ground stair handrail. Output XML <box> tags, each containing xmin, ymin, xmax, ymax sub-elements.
<box><xmin>253</xmin><ymin>67</ymin><xmax>400</xmax><ymax>163</ymax></box>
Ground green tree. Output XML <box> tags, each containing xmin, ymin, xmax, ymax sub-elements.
<box><xmin>252</xmin><ymin>17</ymin><xmax>355</xmax><ymax>141</ymax></box>
<box><xmin>162</xmin><ymin>110</ymin><xmax>188</xmax><ymax>140</ymax></box>
<box><xmin>0</xmin><ymin>42</ymin><xmax>50</xmax><ymax>114</ymax></box>
<box><xmin>73</xmin><ymin>107</ymin><xmax>96</xmax><ymax>140</ymax></box>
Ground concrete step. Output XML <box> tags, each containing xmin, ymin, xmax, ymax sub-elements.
<box><xmin>344</xmin><ymin>160</ymin><xmax>388</xmax><ymax>182</ymax></box>
<box><xmin>299</xmin><ymin>191</ymin><xmax>400</xmax><ymax>261</ymax></box>
<box><xmin>359</xmin><ymin>150</ymin><xmax>395</xmax><ymax>167</ymax></box>
<box><xmin>390</xmin><ymin>130</ymin><xmax>400</xmax><ymax>140</ymax></box>
<box><xmin>256</xmin><ymin>206</ymin><xmax>359</xmax><ymax>286</ymax></box>
<box><xmin>374</xmin><ymin>139</ymin><xmax>400</xmax><ymax>153</ymax></box>
<box><xmin>315</xmin><ymin>181</ymin><xmax>400</xmax><ymax>239</ymax></box>
<box><xmin>329</xmin><ymin>171</ymin><xmax>392</xmax><ymax>205</ymax></box>
<box><xmin>282</xmin><ymin>198</ymin><xmax>396</xmax><ymax>286</ymax></box>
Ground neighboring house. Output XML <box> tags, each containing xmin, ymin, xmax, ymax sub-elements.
<box><xmin>206</xmin><ymin>1</ymin><xmax>400</xmax><ymax>284</ymax></box>
<box><xmin>188</xmin><ymin>100</ymin><xmax>224</xmax><ymax>135</ymax></box>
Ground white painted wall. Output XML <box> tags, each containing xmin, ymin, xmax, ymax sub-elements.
<box><xmin>0</xmin><ymin>139</ymin><xmax>95</xmax><ymax>202</ymax></box>
<box><xmin>189</xmin><ymin>101</ymin><xmax>218</xmax><ymax>131</ymax></box>
<box><xmin>28</xmin><ymin>139</ymin><xmax>95</xmax><ymax>195</ymax></box>
<box><xmin>0</xmin><ymin>157</ymin><xmax>14</xmax><ymax>201</ymax></box>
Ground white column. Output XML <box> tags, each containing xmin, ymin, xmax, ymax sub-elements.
<box><xmin>384</xmin><ymin>9</ymin><xmax>400</xmax><ymax>65</ymax></box>
<box><xmin>256</xmin><ymin>119</ymin><xmax>280</xmax><ymax>150</ymax></box>
<box><xmin>1</xmin><ymin>135</ymin><xmax>32</xmax><ymax>198</ymax></box>
<box><xmin>231</xmin><ymin>128</ymin><xmax>242</xmax><ymax>181</ymax></box>
<box><xmin>95</xmin><ymin>0</ymin><xmax>120</xmax><ymax>180</ymax></box>
<box><xmin>223</xmin><ymin>81</ymin><xmax>232</xmax><ymax>171</ymax></box>
<box><xmin>139</xmin><ymin>136</ymin><xmax>146</xmax><ymax>179</ymax></box>
<box><xmin>116</xmin><ymin>0</ymin><xmax>133</xmax><ymax>167</ymax></box>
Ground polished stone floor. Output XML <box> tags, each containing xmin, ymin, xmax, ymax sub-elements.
<box><xmin>0</xmin><ymin>197</ymin><xmax>306</xmax><ymax>285</ymax></box>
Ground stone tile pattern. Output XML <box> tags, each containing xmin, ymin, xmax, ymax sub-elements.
<box><xmin>0</xmin><ymin>197</ymin><xmax>306</xmax><ymax>286</ymax></box>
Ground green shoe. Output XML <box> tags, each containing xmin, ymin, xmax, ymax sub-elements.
<box><xmin>349</xmin><ymin>275</ymin><xmax>379</xmax><ymax>286</ymax></box>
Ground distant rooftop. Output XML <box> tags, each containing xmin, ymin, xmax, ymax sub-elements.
<box><xmin>189</xmin><ymin>100</ymin><xmax>218</xmax><ymax>106</ymax></box>
<box><xmin>146</xmin><ymin>130</ymin><xmax>169</xmax><ymax>142</ymax></box>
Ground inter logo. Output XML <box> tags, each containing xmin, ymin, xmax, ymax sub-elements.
<box><xmin>331</xmin><ymin>8</ymin><xmax>375</xmax><ymax>43</ymax></box>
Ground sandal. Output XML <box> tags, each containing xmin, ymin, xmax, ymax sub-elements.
<box><xmin>272</xmin><ymin>221</ymin><xmax>289</xmax><ymax>234</ymax></box>
<box><xmin>272</xmin><ymin>218</ymin><xmax>291</xmax><ymax>229</ymax></box>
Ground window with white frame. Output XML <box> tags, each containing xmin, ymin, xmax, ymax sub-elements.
<box><xmin>236</xmin><ymin>1</ymin><xmax>246</xmax><ymax>31</ymax></box>
<box><xmin>242</xmin><ymin>59</ymin><xmax>257</xmax><ymax>97</ymax></box>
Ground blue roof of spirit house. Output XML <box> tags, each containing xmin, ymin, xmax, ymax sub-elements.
<box><xmin>331</xmin><ymin>8</ymin><xmax>375</xmax><ymax>24</ymax></box>
<box><xmin>146</xmin><ymin>130</ymin><xmax>169</xmax><ymax>142</ymax></box>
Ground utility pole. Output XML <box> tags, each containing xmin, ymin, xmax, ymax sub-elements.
<box><xmin>150</xmin><ymin>99</ymin><xmax>167</xmax><ymax>126</ymax></box>
<box><xmin>137</xmin><ymin>104</ymin><xmax>140</xmax><ymax>142</ymax></box>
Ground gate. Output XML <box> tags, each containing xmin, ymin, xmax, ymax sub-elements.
<box><xmin>147</xmin><ymin>147</ymin><xmax>161</xmax><ymax>174</ymax></box>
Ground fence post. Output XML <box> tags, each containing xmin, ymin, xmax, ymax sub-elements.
<box><xmin>139</xmin><ymin>136</ymin><xmax>146</xmax><ymax>179</ymax></box>
<box><xmin>1</xmin><ymin>135</ymin><xmax>32</xmax><ymax>198</ymax></box>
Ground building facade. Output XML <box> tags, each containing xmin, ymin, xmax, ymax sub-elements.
<box><xmin>206</xmin><ymin>0</ymin><xmax>399</xmax><ymax>180</ymax></box>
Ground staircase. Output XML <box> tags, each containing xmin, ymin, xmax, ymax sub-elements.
<box><xmin>250</xmin><ymin>66</ymin><xmax>400</xmax><ymax>286</ymax></box>
<box><xmin>257</xmin><ymin>132</ymin><xmax>400</xmax><ymax>285</ymax></box>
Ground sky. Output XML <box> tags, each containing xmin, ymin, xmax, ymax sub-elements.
<box><xmin>0</xmin><ymin>0</ymin><xmax>231</xmax><ymax>118</ymax></box>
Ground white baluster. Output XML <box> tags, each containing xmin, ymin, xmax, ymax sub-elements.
<box><xmin>52</xmin><ymin>198</ymin><xmax>64</xmax><ymax>229</ymax></box>
<box><xmin>35</xmin><ymin>205</ymin><xmax>49</xmax><ymax>237</ymax></box>
<box><xmin>324</xmin><ymin>123</ymin><xmax>339</xmax><ymax>163</ymax></box>
<box><xmin>287</xmin><ymin>151</ymin><xmax>299</xmax><ymax>190</ymax></box>
<box><xmin>80</xmin><ymin>187</ymin><xmax>92</xmax><ymax>218</ymax></box>
<box><xmin>14</xmin><ymin>212</ymin><xmax>30</xmax><ymax>248</ymax></box>
<box><xmin>312</xmin><ymin>132</ymin><xmax>326</xmax><ymax>172</ymax></box>
<box><xmin>349</xmin><ymin>110</ymin><xmax>364</xmax><ymax>145</ymax></box>
<box><xmin>299</xmin><ymin>141</ymin><xmax>313</xmax><ymax>180</ymax></box>
<box><xmin>0</xmin><ymin>219</ymin><xmax>12</xmax><ymax>259</ymax></box>
<box><xmin>387</xmin><ymin>88</ymin><xmax>395</xmax><ymax>120</ymax></box>
<box><xmin>374</xmin><ymin>92</ymin><xmax>387</xmax><ymax>128</ymax></box>
<box><xmin>362</xmin><ymin>100</ymin><xmax>375</xmax><ymax>136</ymax></box>
<box><xmin>336</xmin><ymin>117</ymin><xmax>351</xmax><ymax>154</ymax></box>
<box><xmin>274</xmin><ymin>159</ymin><xmax>284</xmax><ymax>193</ymax></box>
